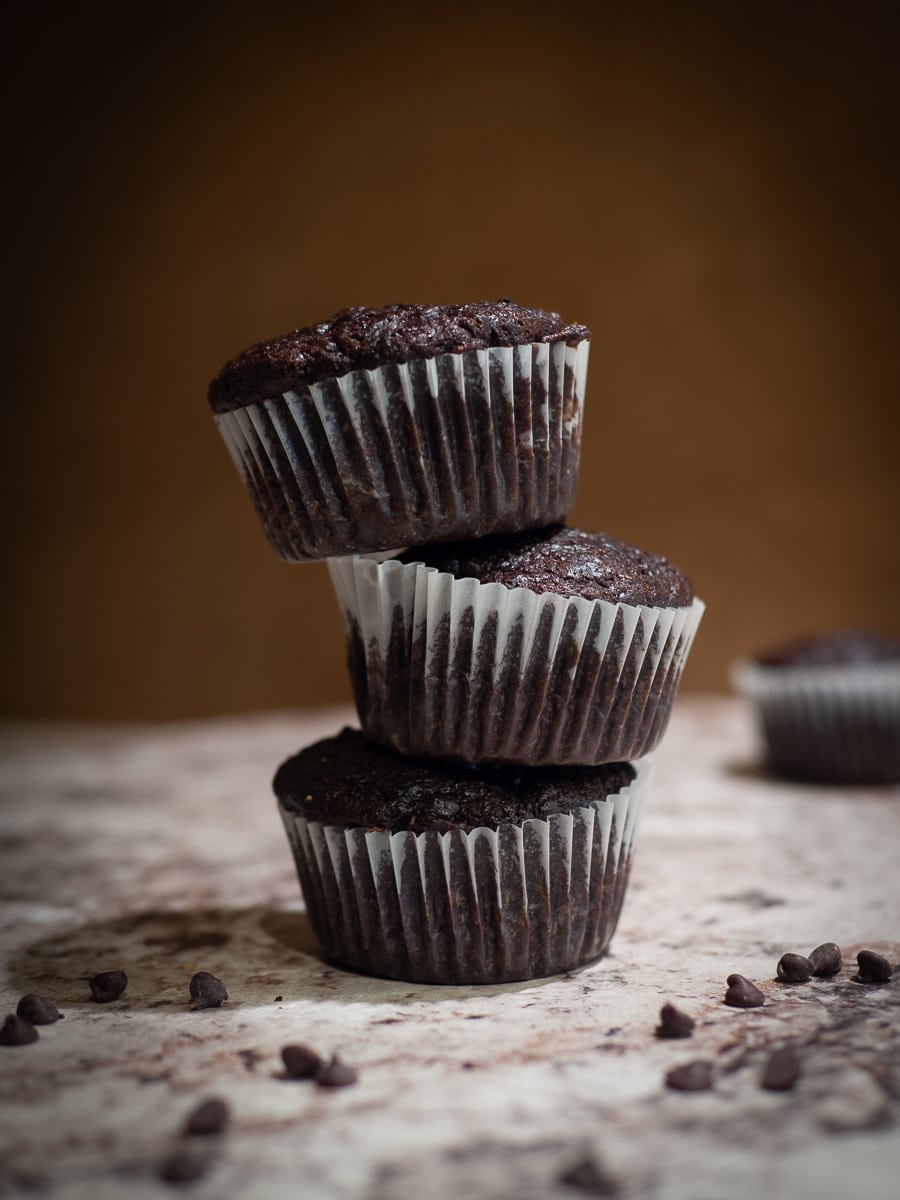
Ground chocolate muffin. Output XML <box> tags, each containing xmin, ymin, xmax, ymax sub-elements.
<box><xmin>274</xmin><ymin>729</ymin><xmax>649</xmax><ymax>984</ymax></box>
<box><xmin>327</xmin><ymin>527</ymin><xmax>704</xmax><ymax>766</ymax></box>
<box><xmin>733</xmin><ymin>629</ymin><xmax>900</xmax><ymax>784</ymax></box>
<box><xmin>209</xmin><ymin>301</ymin><xmax>590</xmax><ymax>561</ymax></box>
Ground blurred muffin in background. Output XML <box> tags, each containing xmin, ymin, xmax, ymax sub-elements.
<box><xmin>733</xmin><ymin>629</ymin><xmax>900</xmax><ymax>784</ymax></box>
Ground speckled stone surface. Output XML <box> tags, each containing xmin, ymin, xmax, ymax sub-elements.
<box><xmin>1</xmin><ymin>700</ymin><xmax>898</xmax><ymax>1200</ymax></box>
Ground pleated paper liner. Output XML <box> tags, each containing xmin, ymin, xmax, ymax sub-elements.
<box><xmin>328</xmin><ymin>555</ymin><xmax>704</xmax><ymax>766</ymax></box>
<box><xmin>215</xmin><ymin>339</ymin><xmax>589</xmax><ymax>562</ymax></box>
<box><xmin>733</xmin><ymin>660</ymin><xmax>900</xmax><ymax>785</ymax></box>
<box><xmin>278</xmin><ymin>759</ymin><xmax>650</xmax><ymax>985</ymax></box>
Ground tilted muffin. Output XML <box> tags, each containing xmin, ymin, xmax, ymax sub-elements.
<box><xmin>733</xmin><ymin>629</ymin><xmax>900</xmax><ymax>784</ymax></box>
<box><xmin>209</xmin><ymin>301</ymin><xmax>590</xmax><ymax>561</ymax></box>
<box><xmin>274</xmin><ymin>728</ymin><xmax>649</xmax><ymax>984</ymax></box>
<box><xmin>327</xmin><ymin>526</ymin><xmax>704</xmax><ymax>766</ymax></box>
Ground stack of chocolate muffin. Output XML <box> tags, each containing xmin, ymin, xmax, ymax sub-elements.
<box><xmin>208</xmin><ymin>302</ymin><xmax>704</xmax><ymax>984</ymax></box>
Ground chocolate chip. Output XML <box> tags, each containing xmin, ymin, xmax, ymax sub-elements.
<box><xmin>724</xmin><ymin>974</ymin><xmax>765</xmax><ymax>1008</ymax></box>
<box><xmin>281</xmin><ymin>1044</ymin><xmax>321</xmax><ymax>1079</ymax></box>
<box><xmin>776</xmin><ymin>954</ymin><xmax>813</xmax><ymax>983</ymax></box>
<box><xmin>808</xmin><ymin>942</ymin><xmax>842</xmax><ymax>976</ymax></box>
<box><xmin>558</xmin><ymin>1154</ymin><xmax>620</xmax><ymax>1196</ymax></box>
<box><xmin>273</xmin><ymin>995</ymin><xmax>283</xmax><ymax>1002</ymax></box>
<box><xmin>0</xmin><ymin>1014</ymin><xmax>39</xmax><ymax>1046</ymax></box>
<box><xmin>189</xmin><ymin>971</ymin><xmax>228</xmax><ymax>1010</ymax></box>
<box><xmin>655</xmin><ymin>1003</ymin><xmax>695</xmax><ymax>1039</ymax></box>
<box><xmin>16</xmin><ymin>995</ymin><xmax>63</xmax><ymax>1025</ymax></box>
<box><xmin>89</xmin><ymin>970</ymin><xmax>127</xmax><ymax>1003</ymax></box>
<box><xmin>760</xmin><ymin>1047</ymin><xmax>801</xmax><ymax>1092</ymax></box>
<box><xmin>158</xmin><ymin>1147</ymin><xmax>211</xmax><ymax>1185</ymax></box>
<box><xmin>854</xmin><ymin>951</ymin><xmax>893</xmax><ymax>984</ymax></box>
<box><xmin>664</xmin><ymin>1060</ymin><xmax>714</xmax><ymax>1092</ymax></box>
<box><xmin>184</xmin><ymin>1098</ymin><xmax>229</xmax><ymax>1137</ymax></box>
<box><xmin>315</xmin><ymin>1055</ymin><xmax>358</xmax><ymax>1088</ymax></box>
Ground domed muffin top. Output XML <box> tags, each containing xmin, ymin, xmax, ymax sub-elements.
<box><xmin>399</xmin><ymin>525</ymin><xmax>694</xmax><ymax>608</ymax></box>
<box><xmin>209</xmin><ymin>301</ymin><xmax>590</xmax><ymax>413</ymax></box>
<box><xmin>755</xmin><ymin>629</ymin><xmax>900</xmax><ymax>668</ymax></box>
<box><xmin>274</xmin><ymin>728</ymin><xmax>635</xmax><ymax>833</ymax></box>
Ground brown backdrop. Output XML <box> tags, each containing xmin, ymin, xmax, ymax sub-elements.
<box><xmin>4</xmin><ymin>4</ymin><xmax>899</xmax><ymax>720</ymax></box>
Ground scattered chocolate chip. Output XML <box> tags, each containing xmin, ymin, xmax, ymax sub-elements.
<box><xmin>0</xmin><ymin>1014</ymin><xmax>39</xmax><ymax>1046</ymax></box>
<box><xmin>16</xmin><ymin>995</ymin><xmax>63</xmax><ymax>1025</ymax></box>
<box><xmin>724</xmin><ymin>974</ymin><xmax>765</xmax><ymax>1008</ymax></box>
<box><xmin>315</xmin><ymin>1055</ymin><xmax>358</xmax><ymax>1088</ymax></box>
<box><xmin>808</xmin><ymin>942</ymin><xmax>842</xmax><ymax>976</ymax></box>
<box><xmin>776</xmin><ymin>954</ymin><xmax>813</xmax><ymax>983</ymax></box>
<box><xmin>158</xmin><ymin>1147</ymin><xmax>211</xmax><ymax>1185</ymax></box>
<box><xmin>760</xmin><ymin>1047</ymin><xmax>802</xmax><ymax>1092</ymax></box>
<box><xmin>664</xmin><ymin>1060</ymin><xmax>714</xmax><ymax>1092</ymax></box>
<box><xmin>655</xmin><ymin>1003</ymin><xmax>695</xmax><ymax>1039</ymax></box>
<box><xmin>184</xmin><ymin>1098</ymin><xmax>229</xmax><ymax>1137</ymax></box>
<box><xmin>558</xmin><ymin>1154</ymin><xmax>620</xmax><ymax>1196</ymax></box>
<box><xmin>281</xmin><ymin>1044</ymin><xmax>321</xmax><ymax>1079</ymax></box>
<box><xmin>273</xmin><ymin>995</ymin><xmax>283</xmax><ymax>1003</ymax></box>
<box><xmin>854</xmin><ymin>951</ymin><xmax>893</xmax><ymax>984</ymax></box>
<box><xmin>189</xmin><ymin>971</ymin><xmax>228</xmax><ymax>1010</ymax></box>
<box><xmin>89</xmin><ymin>970</ymin><xmax>127</xmax><ymax>1003</ymax></box>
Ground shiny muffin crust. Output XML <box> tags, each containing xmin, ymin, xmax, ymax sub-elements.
<box><xmin>399</xmin><ymin>525</ymin><xmax>694</xmax><ymax>608</ymax></box>
<box><xmin>274</xmin><ymin>728</ymin><xmax>636</xmax><ymax>833</ymax></box>
<box><xmin>208</xmin><ymin>300</ymin><xmax>590</xmax><ymax>412</ymax></box>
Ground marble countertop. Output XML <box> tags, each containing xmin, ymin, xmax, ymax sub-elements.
<box><xmin>1</xmin><ymin>699</ymin><xmax>898</xmax><ymax>1200</ymax></box>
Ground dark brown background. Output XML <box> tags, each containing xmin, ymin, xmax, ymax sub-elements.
<box><xmin>4</xmin><ymin>4</ymin><xmax>899</xmax><ymax>720</ymax></box>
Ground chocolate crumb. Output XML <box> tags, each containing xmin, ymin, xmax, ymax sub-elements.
<box><xmin>184</xmin><ymin>1098</ymin><xmax>229</xmax><ymax>1137</ymax></box>
<box><xmin>237</xmin><ymin>1048</ymin><xmax>263</xmax><ymax>1072</ymax></box>
<box><xmin>189</xmin><ymin>971</ymin><xmax>228</xmax><ymax>1010</ymax></box>
<box><xmin>281</xmin><ymin>1044</ymin><xmax>321</xmax><ymax>1079</ymax></box>
<box><xmin>0</xmin><ymin>1014</ymin><xmax>39</xmax><ymax>1046</ymax></box>
<box><xmin>16</xmin><ymin>995</ymin><xmax>63</xmax><ymax>1025</ymax></box>
<box><xmin>89</xmin><ymin>970</ymin><xmax>127</xmax><ymax>1003</ymax></box>
<box><xmin>776</xmin><ymin>954</ymin><xmax>813</xmax><ymax>983</ymax></box>
<box><xmin>808</xmin><ymin>942</ymin><xmax>842</xmax><ymax>976</ymax></box>
<box><xmin>655</xmin><ymin>1003</ymin><xmax>695</xmax><ymax>1039</ymax></box>
<box><xmin>273</xmin><ymin>995</ymin><xmax>283</xmax><ymax>1003</ymax></box>
<box><xmin>665</xmin><ymin>1060</ymin><xmax>714</xmax><ymax>1092</ymax></box>
<box><xmin>159</xmin><ymin>1147</ymin><xmax>211</xmax><ymax>1185</ymax></box>
<box><xmin>760</xmin><ymin>1047</ymin><xmax>801</xmax><ymax>1091</ymax></box>
<box><xmin>854</xmin><ymin>950</ymin><xmax>893</xmax><ymax>984</ymax></box>
<box><xmin>558</xmin><ymin>1154</ymin><xmax>620</xmax><ymax>1196</ymax></box>
<box><xmin>724</xmin><ymin>974</ymin><xmax>765</xmax><ymax>1008</ymax></box>
<box><xmin>316</xmin><ymin>1055</ymin><xmax>358</xmax><ymax>1088</ymax></box>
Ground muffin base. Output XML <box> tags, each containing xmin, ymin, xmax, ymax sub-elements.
<box><xmin>278</xmin><ymin>760</ymin><xmax>649</xmax><ymax>985</ymax></box>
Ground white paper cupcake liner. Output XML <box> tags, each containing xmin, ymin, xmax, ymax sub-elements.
<box><xmin>278</xmin><ymin>759</ymin><xmax>650</xmax><ymax>984</ymax></box>
<box><xmin>733</xmin><ymin>660</ymin><xmax>900</xmax><ymax>784</ymax></box>
<box><xmin>327</xmin><ymin>555</ymin><xmax>704</xmax><ymax>766</ymax></box>
<box><xmin>215</xmin><ymin>339</ymin><xmax>589</xmax><ymax>562</ymax></box>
